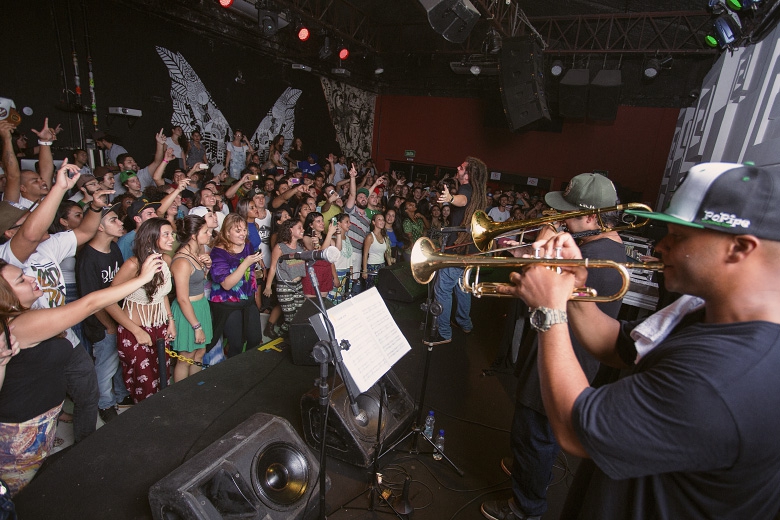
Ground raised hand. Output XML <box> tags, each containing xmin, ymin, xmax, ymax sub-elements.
<box><xmin>90</xmin><ymin>189</ymin><xmax>115</xmax><ymax>208</ymax></box>
<box><xmin>139</xmin><ymin>253</ymin><xmax>165</xmax><ymax>283</ymax></box>
<box><xmin>55</xmin><ymin>158</ymin><xmax>82</xmax><ymax>191</ymax></box>
<box><xmin>31</xmin><ymin>118</ymin><xmax>58</xmax><ymax>142</ymax></box>
<box><xmin>155</xmin><ymin>128</ymin><xmax>166</xmax><ymax>146</ymax></box>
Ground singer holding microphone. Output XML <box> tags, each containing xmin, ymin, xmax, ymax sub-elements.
<box><xmin>264</xmin><ymin>220</ymin><xmax>307</xmax><ymax>336</ymax></box>
<box><xmin>208</xmin><ymin>213</ymin><xmax>264</xmax><ymax>357</ymax></box>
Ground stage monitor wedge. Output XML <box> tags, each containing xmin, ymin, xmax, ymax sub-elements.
<box><xmin>300</xmin><ymin>370</ymin><xmax>414</xmax><ymax>467</ymax></box>
<box><xmin>418</xmin><ymin>0</ymin><xmax>480</xmax><ymax>43</ymax></box>
<box><xmin>149</xmin><ymin>413</ymin><xmax>321</xmax><ymax>520</ymax></box>
<box><xmin>499</xmin><ymin>39</ymin><xmax>551</xmax><ymax>131</ymax></box>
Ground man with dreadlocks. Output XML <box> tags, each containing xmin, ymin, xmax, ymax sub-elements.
<box><xmin>427</xmin><ymin>157</ymin><xmax>488</xmax><ymax>345</ymax></box>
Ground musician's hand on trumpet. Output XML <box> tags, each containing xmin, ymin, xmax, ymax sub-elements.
<box><xmin>498</xmin><ymin>263</ymin><xmax>576</xmax><ymax>309</ymax></box>
<box><xmin>496</xmin><ymin>232</ymin><xmax>588</xmax><ymax>304</ymax></box>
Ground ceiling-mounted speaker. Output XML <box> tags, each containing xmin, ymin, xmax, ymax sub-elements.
<box><xmin>558</xmin><ymin>69</ymin><xmax>590</xmax><ymax>119</ymax></box>
<box><xmin>499</xmin><ymin>39</ymin><xmax>550</xmax><ymax>131</ymax></box>
<box><xmin>418</xmin><ymin>0</ymin><xmax>480</xmax><ymax>44</ymax></box>
<box><xmin>148</xmin><ymin>414</ymin><xmax>321</xmax><ymax>520</ymax></box>
<box><xmin>588</xmin><ymin>70</ymin><xmax>622</xmax><ymax>121</ymax></box>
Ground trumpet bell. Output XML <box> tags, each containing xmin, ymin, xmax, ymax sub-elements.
<box><xmin>409</xmin><ymin>237</ymin><xmax>664</xmax><ymax>302</ymax></box>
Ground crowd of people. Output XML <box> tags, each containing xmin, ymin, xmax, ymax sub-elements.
<box><xmin>0</xmin><ymin>119</ymin><xmax>549</xmax><ymax>496</ymax></box>
<box><xmin>3</xmin><ymin>114</ymin><xmax>780</xmax><ymax>520</ymax></box>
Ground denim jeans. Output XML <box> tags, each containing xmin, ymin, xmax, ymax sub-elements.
<box><xmin>433</xmin><ymin>267</ymin><xmax>473</xmax><ymax>339</ymax></box>
<box><xmin>510</xmin><ymin>402</ymin><xmax>560</xmax><ymax>517</ymax></box>
<box><xmin>92</xmin><ymin>333</ymin><xmax>129</xmax><ymax>410</ymax></box>
<box><xmin>65</xmin><ymin>344</ymin><xmax>100</xmax><ymax>443</ymax></box>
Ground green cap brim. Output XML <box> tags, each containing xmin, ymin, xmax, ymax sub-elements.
<box><xmin>624</xmin><ymin>209</ymin><xmax>704</xmax><ymax>229</ymax></box>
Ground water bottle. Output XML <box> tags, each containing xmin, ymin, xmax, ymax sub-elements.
<box><xmin>423</xmin><ymin>410</ymin><xmax>435</xmax><ymax>440</ymax></box>
<box><xmin>433</xmin><ymin>429</ymin><xmax>445</xmax><ymax>461</ymax></box>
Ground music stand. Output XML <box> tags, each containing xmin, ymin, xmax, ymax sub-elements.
<box><xmin>306</xmin><ymin>267</ymin><xmax>412</xmax><ymax>519</ymax></box>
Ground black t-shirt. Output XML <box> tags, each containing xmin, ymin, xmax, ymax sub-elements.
<box><xmin>515</xmin><ymin>238</ymin><xmax>626</xmax><ymax>415</ymax></box>
<box><xmin>0</xmin><ymin>336</ymin><xmax>72</xmax><ymax>422</ymax></box>
<box><xmin>76</xmin><ymin>243</ymin><xmax>123</xmax><ymax>343</ymax></box>
<box><xmin>572</xmin><ymin>319</ymin><xmax>780</xmax><ymax>519</ymax></box>
<box><xmin>442</xmin><ymin>183</ymin><xmax>472</xmax><ymax>252</ymax></box>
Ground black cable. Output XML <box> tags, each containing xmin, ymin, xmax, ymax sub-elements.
<box><xmin>424</xmin><ymin>406</ymin><xmax>511</xmax><ymax>434</ymax></box>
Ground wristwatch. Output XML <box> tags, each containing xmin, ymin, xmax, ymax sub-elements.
<box><xmin>529</xmin><ymin>307</ymin><xmax>568</xmax><ymax>332</ymax></box>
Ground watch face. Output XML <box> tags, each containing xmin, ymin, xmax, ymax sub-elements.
<box><xmin>531</xmin><ymin>308</ymin><xmax>547</xmax><ymax>329</ymax></box>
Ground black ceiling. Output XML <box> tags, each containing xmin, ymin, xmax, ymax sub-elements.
<box><xmin>118</xmin><ymin>0</ymin><xmax>776</xmax><ymax>111</ymax></box>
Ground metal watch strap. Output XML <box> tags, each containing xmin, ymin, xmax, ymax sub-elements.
<box><xmin>529</xmin><ymin>306</ymin><xmax>568</xmax><ymax>332</ymax></box>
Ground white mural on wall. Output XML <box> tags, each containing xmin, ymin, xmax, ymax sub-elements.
<box><xmin>156</xmin><ymin>46</ymin><xmax>301</xmax><ymax>165</ymax></box>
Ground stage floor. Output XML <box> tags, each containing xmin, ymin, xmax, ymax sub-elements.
<box><xmin>15</xmin><ymin>296</ymin><xmax>580</xmax><ymax>520</ymax></box>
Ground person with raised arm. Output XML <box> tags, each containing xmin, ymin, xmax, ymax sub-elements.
<box><xmin>0</xmin><ymin>253</ymin><xmax>164</xmax><ymax>495</ymax></box>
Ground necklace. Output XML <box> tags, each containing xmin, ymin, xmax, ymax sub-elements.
<box><xmin>178</xmin><ymin>246</ymin><xmax>206</xmax><ymax>271</ymax></box>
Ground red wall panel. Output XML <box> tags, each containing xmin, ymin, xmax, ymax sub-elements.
<box><xmin>373</xmin><ymin>95</ymin><xmax>679</xmax><ymax>204</ymax></box>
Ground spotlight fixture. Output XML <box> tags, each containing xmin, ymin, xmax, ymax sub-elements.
<box><xmin>470</xmin><ymin>65</ymin><xmax>481</xmax><ymax>75</ymax></box>
<box><xmin>259</xmin><ymin>11</ymin><xmax>278</xmax><ymax>37</ymax></box>
<box><xmin>705</xmin><ymin>14</ymin><xmax>742</xmax><ymax>48</ymax></box>
<box><xmin>374</xmin><ymin>58</ymin><xmax>384</xmax><ymax>75</ymax></box>
<box><xmin>218</xmin><ymin>0</ymin><xmax>233</xmax><ymax>7</ymax></box>
<box><xmin>644</xmin><ymin>58</ymin><xmax>660</xmax><ymax>79</ymax></box>
<box><xmin>551</xmin><ymin>60</ymin><xmax>564</xmax><ymax>77</ymax></box>
<box><xmin>485</xmin><ymin>28</ymin><xmax>502</xmax><ymax>54</ymax></box>
<box><xmin>338</xmin><ymin>45</ymin><xmax>350</xmax><ymax>61</ymax></box>
<box><xmin>319</xmin><ymin>36</ymin><xmax>332</xmax><ymax>60</ymax></box>
<box><xmin>296</xmin><ymin>23</ymin><xmax>310</xmax><ymax>42</ymax></box>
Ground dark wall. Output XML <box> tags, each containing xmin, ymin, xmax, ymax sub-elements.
<box><xmin>5</xmin><ymin>0</ymin><xmax>339</xmax><ymax>162</ymax></box>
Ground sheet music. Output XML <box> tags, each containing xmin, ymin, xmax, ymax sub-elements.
<box><xmin>326</xmin><ymin>287</ymin><xmax>412</xmax><ymax>393</ymax></box>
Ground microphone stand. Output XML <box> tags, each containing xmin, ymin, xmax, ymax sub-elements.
<box><xmin>306</xmin><ymin>260</ymin><xmax>365</xmax><ymax>520</ymax></box>
<box><xmin>380</xmin><ymin>233</ymin><xmax>464</xmax><ymax>476</ymax></box>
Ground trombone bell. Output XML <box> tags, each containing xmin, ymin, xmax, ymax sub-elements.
<box><xmin>471</xmin><ymin>203</ymin><xmax>654</xmax><ymax>252</ymax></box>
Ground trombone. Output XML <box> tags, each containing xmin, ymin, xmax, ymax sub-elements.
<box><xmin>410</xmin><ymin>237</ymin><xmax>664</xmax><ymax>302</ymax></box>
<box><xmin>471</xmin><ymin>203</ymin><xmax>654</xmax><ymax>252</ymax></box>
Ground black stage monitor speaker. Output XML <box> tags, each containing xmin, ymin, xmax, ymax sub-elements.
<box><xmin>377</xmin><ymin>263</ymin><xmax>427</xmax><ymax>303</ymax></box>
<box><xmin>559</xmin><ymin>69</ymin><xmax>590</xmax><ymax>119</ymax></box>
<box><xmin>290</xmin><ymin>298</ymin><xmax>334</xmax><ymax>366</ymax></box>
<box><xmin>300</xmin><ymin>370</ymin><xmax>415</xmax><ymax>467</ymax></box>
<box><xmin>588</xmin><ymin>70</ymin><xmax>622</xmax><ymax>121</ymax></box>
<box><xmin>499</xmin><ymin>39</ymin><xmax>550</xmax><ymax>131</ymax></box>
<box><xmin>148</xmin><ymin>413</ymin><xmax>320</xmax><ymax>520</ymax></box>
<box><xmin>418</xmin><ymin>0</ymin><xmax>480</xmax><ymax>44</ymax></box>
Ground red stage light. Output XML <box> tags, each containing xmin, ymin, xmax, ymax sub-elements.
<box><xmin>219</xmin><ymin>0</ymin><xmax>234</xmax><ymax>7</ymax></box>
<box><xmin>297</xmin><ymin>26</ymin><xmax>310</xmax><ymax>41</ymax></box>
<box><xmin>338</xmin><ymin>47</ymin><xmax>349</xmax><ymax>60</ymax></box>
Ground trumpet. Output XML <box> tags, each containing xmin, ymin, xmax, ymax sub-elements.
<box><xmin>471</xmin><ymin>203</ymin><xmax>653</xmax><ymax>252</ymax></box>
<box><xmin>411</xmin><ymin>237</ymin><xmax>663</xmax><ymax>302</ymax></box>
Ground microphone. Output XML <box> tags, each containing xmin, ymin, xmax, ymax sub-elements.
<box><xmin>279</xmin><ymin>246</ymin><xmax>340</xmax><ymax>263</ymax></box>
<box><xmin>351</xmin><ymin>402</ymin><xmax>369</xmax><ymax>426</ymax></box>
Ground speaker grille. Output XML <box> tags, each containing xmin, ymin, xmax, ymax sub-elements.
<box><xmin>253</xmin><ymin>442</ymin><xmax>310</xmax><ymax>507</ymax></box>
